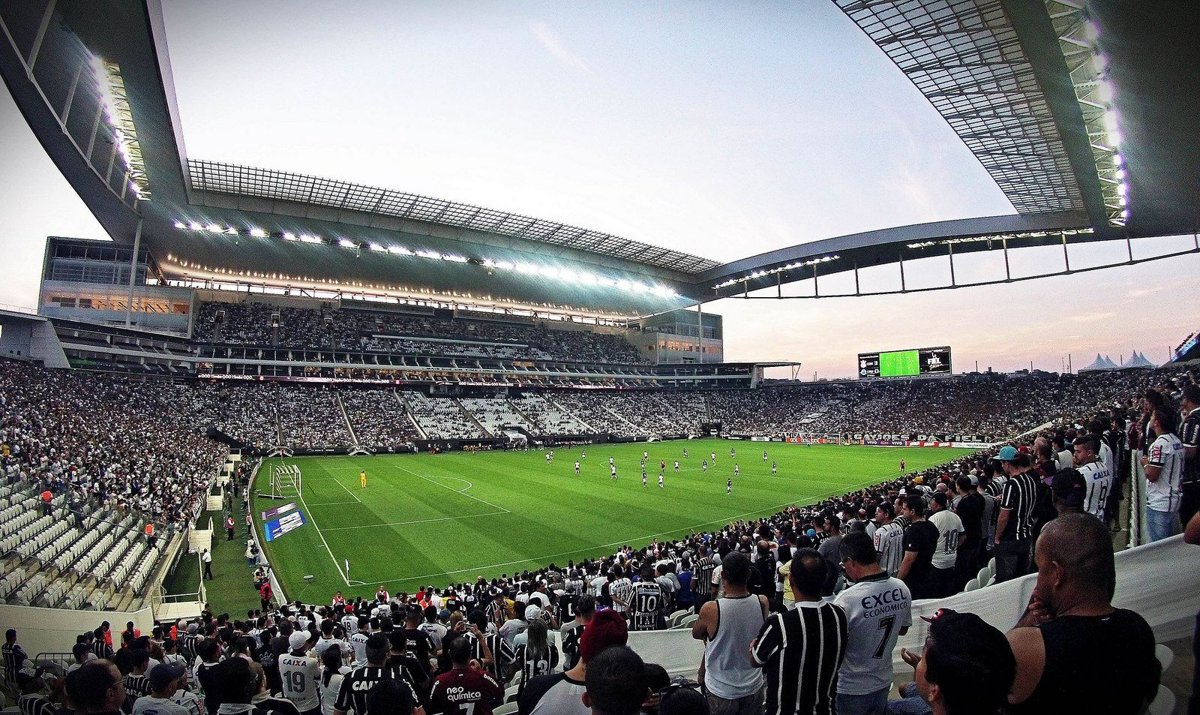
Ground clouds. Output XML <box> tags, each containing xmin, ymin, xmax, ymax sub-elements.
<box><xmin>529</xmin><ymin>20</ymin><xmax>595</xmax><ymax>77</ymax></box>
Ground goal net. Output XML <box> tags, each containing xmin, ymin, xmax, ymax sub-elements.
<box><xmin>265</xmin><ymin>463</ymin><xmax>302</xmax><ymax>500</ymax></box>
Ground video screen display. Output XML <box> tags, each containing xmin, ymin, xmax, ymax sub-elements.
<box><xmin>858</xmin><ymin>347</ymin><xmax>951</xmax><ymax>379</ymax></box>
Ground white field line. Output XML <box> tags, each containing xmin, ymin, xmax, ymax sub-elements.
<box><xmin>320</xmin><ymin>511</ymin><xmax>508</xmax><ymax>532</ymax></box>
<box><xmin>295</xmin><ymin>486</ymin><xmax>351</xmax><ymax>587</ymax></box>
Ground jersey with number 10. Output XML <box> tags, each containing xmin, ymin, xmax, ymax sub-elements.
<box><xmin>628</xmin><ymin>581</ymin><xmax>664</xmax><ymax>631</ymax></box>
<box><xmin>832</xmin><ymin>571</ymin><xmax>912</xmax><ymax>695</ymax></box>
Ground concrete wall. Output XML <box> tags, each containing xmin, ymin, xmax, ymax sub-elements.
<box><xmin>0</xmin><ymin>604</ymin><xmax>154</xmax><ymax>660</ymax></box>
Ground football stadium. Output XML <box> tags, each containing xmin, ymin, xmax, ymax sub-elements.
<box><xmin>1</xmin><ymin>1</ymin><xmax>1198</xmax><ymax>713</ymax></box>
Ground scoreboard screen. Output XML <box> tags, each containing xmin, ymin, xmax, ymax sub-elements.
<box><xmin>858</xmin><ymin>346</ymin><xmax>951</xmax><ymax>379</ymax></box>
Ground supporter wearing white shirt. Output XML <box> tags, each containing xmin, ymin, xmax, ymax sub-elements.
<box><xmin>833</xmin><ymin>532</ymin><xmax>912</xmax><ymax>715</ymax></box>
<box><xmin>926</xmin><ymin>493</ymin><xmax>964</xmax><ymax>598</ymax></box>
<box><xmin>1073</xmin><ymin>435</ymin><xmax>1113</xmax><ymax>521</ymax></box>
<box><xmin>1143</xmin><ymin>408</ymin><xmax>1184</xmax><ymax>542</ymax></box>
<box><xmin>279</xmin><ymin>631</ymin><xmax>321</xmax><ymax>715</ymax></box>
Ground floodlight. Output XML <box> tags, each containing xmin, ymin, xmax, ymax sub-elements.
<box><xmin>338</xmin><ymin>238</ymin><xmax>357</xmax><ymax>248</ymax></box>
<box><xmin>416</xmin><ymin>250</ymin><xmax>440</xmax><ymax>260</ymax></box>
<box><xmin>299</xmin><ymin>234</ymin><xmax>322</xmax><ymax>244</ymax></box>
<box><xmin>224</xmin><ymin>227</ymin><xmax>238</xmax><ymax>235</ymax></box>
<box><xmin>173</xmin><ymin>221</ymin><xmax>185</xmax><ymax>229</ymax></box>
<box><xmin>442</xmin><ymin>254</ymin><xmax>468</xmax><ymax>263</ymax></box>
<box><xmin>369</xmin><ymin>243</ymin><xmax>385</xmax><ymax>252</ymax></box>
<box><xmin>387</xmin><ymin>246</ymin><xmax>412</xmax><ymax>255</ymax></box>
<box><xmin>205</xmin><ymin>224</ymin><xmax>222</xmax><ymax>233</ymax></box>
<box><xmin>249</xmin><ymin>228</ymin><xmax>267</xmax><ymax>238</ymax></box>
<box><xmin>188</xmin><ymin>221</ymin><xmax>202</xmax><ymax>231</ymax></box>
<box><xmin>283</xmin><ymin>232</ymin><xmax>298</xmax><ymax>241</ymax></box>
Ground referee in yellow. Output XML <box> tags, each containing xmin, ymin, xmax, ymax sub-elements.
<box><xmin>360</xmin><ymin>469</ymin><xmax>367</xmax><ymax>489</ymax></box>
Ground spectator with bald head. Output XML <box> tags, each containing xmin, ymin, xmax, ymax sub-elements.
<box><xmin>1006</xmin><ymin>513</ymin><xmax>1158</xmax><ymax>713</ymax></box>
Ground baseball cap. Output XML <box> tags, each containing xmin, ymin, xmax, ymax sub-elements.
<box><xmin>147</xmin><ymin>662</ymin><xmax>186</xmax><ymax>691</ymax></box>
<box><xmin>288</xmin><ymin>631</ymin><xmax>309</xmax><ymax>651</ymax></box>
<box><xmin>993</xmin><ymin>446</ymin><xmax>1020</xmax><ymax>462</ymax></box>
<box><xmin>524</xmin><ymin>605</ymin><xmax>542</xmax><ymax>622</ymax></box>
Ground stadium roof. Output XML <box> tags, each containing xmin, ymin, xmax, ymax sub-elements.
<box><xmin>1</xmin><ymin>0</ymin><xmax>1197</xmax><ymax>315</ymax></box>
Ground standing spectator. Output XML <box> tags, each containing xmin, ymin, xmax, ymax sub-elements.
<box><xmin>3</xmin><ymin>628</ymin><xmax>27</xmax><ymax>686</ymax></box>
<box><xmin>519</xmin><ymin>608</ymin><xmax>628</xmax><ymax>715</ymax></box>
<box><xmin>513</xmin><ymin>621</ymin><xmax>558</xmax><ymax>699</ymax></box>
<box><xmin>897</xmin><ymin>496</ymin><xmax>938</xmax><ymax>600</ymax></box>
<box><xmin>334</xmin><ymin>634</ymin><xmax>409</xmax><ymax>715</ymax></box>
<box><xmin>951</xmin><ymin>477</ymin><xmax>982</xmax><ymax>590</ymax></box>
<box><xmin>834</xmin><ymin>531</ymin><xmax>912</xmax><ymax>715</ymax></box>
<box><xmin>131</xmin><ymin>663</ymin><xmax>191</xmax><ymax>715</ymax></box>
<box><xmin>319</xmin><ymin>647</ymin><xmax>351</xmax><ymax>715</ymax></box>
<box><xmin>691</xmin><ymin>552</ymin><xmax>767</xmax><ymax>715</ymax></box>
<box><xmin>428</xmin><ymin>637</ymin><xmax>504</xmax><ymax>715</ymax></box>
<box><xmin>1006</xmin><ymin>513</ymin><xmax>1158</xmax><ymax>713</ymax></box>
<box><xmin>66</xmin><ymin>660</ymin><xmax>126</xmax><ymax>715</ymax></box>
<box><xmin>225</xmin><ymin>516</ymin><xmax>236</xmax><ymax>541</ymax></box>
<box><xmin>260</xmin><ymin>581</ymin><xmax>274</xmax><ymax>612</ymax></box>
<box><xmin>751</xmin><ymin>548</ymin><xmax>848</xmax><ymax>715</ymax></box>
<box><xmin>560</xmin><ymin>595</ymin><xmax>594</xmax><ymax>672</ymax></box>
<box><xmin>279</xmin><ymin>631</ymin><xmax>321</xmax><ymax>715</ymax></box>
<box><xmin>1184</xmin><ymin>509</ymin><xmax>1200</xmax><ymax>715</ymax></box>
<box><xmin>1142</xmin><ymin>407</ymin><xmax>1184</xmax><ymax>542</ymax></box>
<box><xmin>816</xmin><ymin>518</ymin><xmax>843</xmax><ymax>597</ymax></box>
<box><xmin>991</xmin><ymin>447</ymin><xmax>1038</xmax><ymax>582</ymax></box>
<box><xmin>201</xmin><ymin>550</ymin><xmax>213</xmax><ymax>581</ymax></box>
<box><xmin>628</xmin><ymin>564</ymin><xmax>665</xmax><ymax>632</ymax></box>
<box><xmin>872</xmin><ymin>503</ymin><xmax>903</xmax><ymax>578</ymax></box>
<box><xmin>693</xmin><ymin>546</ymin><xmax>716</xmax><ymax>610</ymax></box>
<box><xmin>581</xmin><ymin>647</ymin><xmax>648</xmax><ymax>715</ymax></box>
<box><xmin>926</xmin><ymin>493</ymin><xmax>963</xmax><ymax>598</ymax></box>
<box><xmin>1072</xmin><ymin>435</ymin><xmax>1113</xmax><ymax>522</ymax></box>
<box><xmin>1177</xmin><ymin>384</ymin><xmax>1200</xmax><ymax>528</ymax></box>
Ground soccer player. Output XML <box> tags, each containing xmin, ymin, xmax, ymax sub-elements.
<box><xmin>899</xmin><ymin>459</ymin><xmax>906</xmax><ymax>472</ymax></box>
<box><xmin>610</xmin><ymin>456</ymin><xmax>616</xmax><ymax>468</ymax></box>
<box><xmin>574</xmin><ymin>460</ymin><xmax>581</xmax><ymax>476</ymax></box>
<box><xmin>763</xmin><ymin>449</ymin><xmax>769</xmax><ymax>461</ymax></box>
<box><xmin>610</xmin><ymin>464</ymin><xmax>618</xmax><ymax>481</ymax></box>
<box><xmin>711</xmin><ymin>451</ymin><xmax>717</xmax><ymax>463</ymax></box>
<box><xmin>734</xmin><ymin>463</ymin><xmax>740</xmax><ymax>477</ymax></box>
<box><xmin>643</xmin><ymin>450</ymin><xmax>649</xmax><ymax>461</ymax></box>
<box><xmin>727</xmin><ymin>478</ymin><xmax>733</xmax><ymax>495</ymax></box>
<box><xmin>642</xmin><ymin>474</ymin><xmax>648</xmax><ymax>489</ymax></box>
<box><xmin>279</xmin><ymin>631</ymin><xmax>320</xmax><ymax>715</ymax></box>
<box><xmin>730</xmin><ymin>447</ymin><xmax>736</xmax><ymax>459</ymax></box>
<box><xmin>359</xmin><ymin>469</ymin><xmax>367</xmax><ymax>489</ymax></box>
<box><xmin>658</xmin><ymin>474</ymin><xmax>664</xmax><ymax>489</ymax></box>
<box><xmin>702</xmin><ymin>459</ymin><xmax>709</xmax><ymax>472</ymax></box>
<box><xmin>683</xmin><ymin>448</ymin><xmax>689</xmax><ymax>459</ymax></box>
<box><xmin>673</xmin><ymin>460</ymin><xmax>680</xmax><ymax>472</ymax></box>
<box><xmin>771</xmin><ymin>461</ymin><xmax>777</xmax><ymax>475</ymax></box>
<box><xmin>546</xmin><ymin>452</ymin><xmax>553</xmax><ymax>465</ymax></box>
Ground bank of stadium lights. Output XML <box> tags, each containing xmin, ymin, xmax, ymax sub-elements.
<box><xmin>904</xmin><ymin>227</ymin><xmax>1094</xmax><ymax>251</ymax></box>
<box><xmin>1050</xmin><ymin>7</ymin><xmax>1128</xmax><ymax>226</ymax></box>
<box><xmin>90</xmin><ymin>57</ymin><xmax>151</xmax><ymax>201</ymax></box>
<box><xmin>712</xmin><ymin>254</ymin><xmax>840</xmax><ymax>290</ymax></box>
<box><xmin>171</xmin><ymin>219</ymin><xmax>680</xmax><ymax>299</ymax></box>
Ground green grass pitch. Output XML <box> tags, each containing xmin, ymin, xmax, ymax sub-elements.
<box><xmin>251</xmin><ymin>439</ymin><xmax>976</xmax><ymax>603</ymax></box>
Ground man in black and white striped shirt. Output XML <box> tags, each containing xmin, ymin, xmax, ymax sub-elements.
<box><xmin>751</xmin><ymin>548</ymin><xmax>847</xmax><ymax>715</ymax></box>
<box><xmin>993</xmin><ymin>446</ymin><xmax>1039</xmax><ymax>582</ymax></box>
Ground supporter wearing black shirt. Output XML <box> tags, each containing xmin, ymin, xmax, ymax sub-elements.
<box><xmin>953</xmin><ymin>476</ymin><xmax>984</xmax><ymax>588</ymax></box>
<box><xmin>335</xmin><ymin>634</ymin><xmax>414</xmax><ymax>715</ymax></box>
<box><xmin>897</xmin><ymin>495</ymin><xmax>939</xmax><ymax>600</ymax></box>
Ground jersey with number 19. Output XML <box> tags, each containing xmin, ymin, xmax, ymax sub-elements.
<box><xmin>278</xmin><ymin>653</ymin><xmax>320</xmax><ymax>712</ymax></box>
<box><xmin>832</xmin><ymin>571</ymin><xmax>912</xmax><ymax>695</ymax></box>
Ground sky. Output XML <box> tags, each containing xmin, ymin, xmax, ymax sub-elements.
<box><xmin>1</xmin><ymin>0</ymin><xmax>1197</xmax><ymax>378</ymax></box>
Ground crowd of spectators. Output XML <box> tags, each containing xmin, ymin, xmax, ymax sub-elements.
<box><xmin>195</xmin><ymin>301</ymin><xmax>649</xmax><ymax>365</ymax></box>
<box><xmin>0</xmin><ymin>361</ymin><xmax>226</xmax><ymax>529</ymax></box>
<box><xmin>340</xmin><ymin>390</ymin><xmax>422</xmax><ymax>449</ymax></box>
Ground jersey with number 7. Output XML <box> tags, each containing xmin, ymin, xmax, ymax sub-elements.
<box><xmin>832</xmin><ymin>572</ymin><xmax>912</xmax><ymax>696</ymax></box>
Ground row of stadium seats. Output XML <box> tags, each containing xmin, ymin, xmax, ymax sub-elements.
<box><xmin>195</xmin><ymin>300</ymin><xmax>649</xmax><ymax>365</ymax></box>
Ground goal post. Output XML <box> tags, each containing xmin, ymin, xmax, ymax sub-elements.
<box><xmin>265</xmin><ymin>463</ymin><xmax>302</xmax><ymax>500</ymax></box>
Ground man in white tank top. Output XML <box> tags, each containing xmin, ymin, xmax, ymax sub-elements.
<box><xmin>691</xmin><ymin>551</ymin><xmax>768</xmax><ymax>714</ymax></box>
